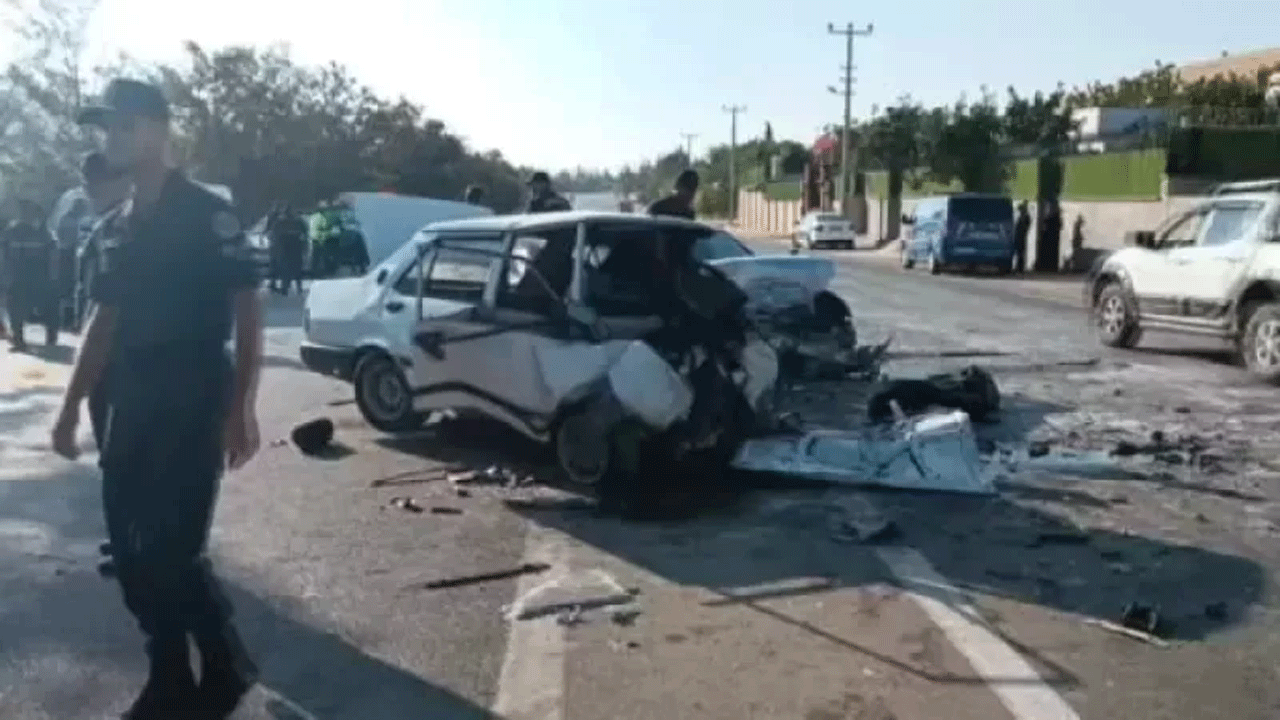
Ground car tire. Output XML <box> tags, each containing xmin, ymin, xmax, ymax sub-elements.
<box><xmin>553</xmin><ymin>404</ymin><xmax>655</xmax><ymax>517</ymax></box>
<box><xmin>1239</xmin><ymin>301</ymin><xmax>1280</xmax><ymax>383</ymax></box>
<box><xmin>1093</xmin><ymin>282</ymin><xmax>1142</xmax><ymax>349</ymax></box>
<box><xmin>353</xmin><ymin>351</ymin><xmax>423</xmax><ymax>433</ymax></box>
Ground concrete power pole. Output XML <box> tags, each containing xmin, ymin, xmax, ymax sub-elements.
<box><xmin>679</xmin><ymin>132</ymin><xmax>698</xmax><ymax>164</ymax></box>
<box><xmin>722</xmin><ymin>104</ymin><xmax>746</xmax><ymax>219</ymax></box>
<box><xmin>827</xmin><ymin>21</ymin><xmax>873</xmax><ymax>229</ymax></box>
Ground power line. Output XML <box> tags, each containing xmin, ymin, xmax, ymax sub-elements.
<box><xmin>826</xmin><ymin>21</ymin><xmax>873</xmax><ymax>221</ymax></box>
<box><xmin>722</xmin><ymin>105</ymin><xmax>746</xmax><ymax>219</ymax></box>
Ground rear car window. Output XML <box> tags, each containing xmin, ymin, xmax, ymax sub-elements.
<box><xmin>949</xmin><ymin>197</ymin><xmax>1013</xmax><ymax>222</ymax></box>
<box><xmin>816</xmin><ymin>214</ymin><xmax>845</xmax><ymax>223</ymax></box>
<box><xmin>690</xmin><ymin>231</ymin><xmax>753</xmax><ymax>262</ymax></box>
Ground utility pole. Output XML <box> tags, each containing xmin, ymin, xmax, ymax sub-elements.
<box><xmin>722</xmin><ymin>104</ymin><xmax>746</xmax><ymax>219</ymax></box>
<box><xmin>679</xmin><ymin>132</ymin><xmax>698</xmax><ymax>164</ymax></box>
<box><xmin>827</xmin><ymin>21</ymin><xmax>873</xmax><ymax>226</ymax></box>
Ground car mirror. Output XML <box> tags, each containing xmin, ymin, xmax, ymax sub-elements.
<box><xmin>1126</xmin><ymin>230</ymin><xmax>1155</xmax><ymax>248</ymax></box>
<box><xmin>901</xmin><ymin>214</ymin><xmax>914</xmax><ymax>225</ymax></box>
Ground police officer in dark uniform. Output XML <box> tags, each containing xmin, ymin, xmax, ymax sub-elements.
<box><xmin>2</xmin><ymin>199</ymin><xmax>58</xmax><ymax>350</ymax></box>
<box><xmin>52</xmin><ymin>78</ymin><xmax>263</xmax><ymax>720</ymax></box>
<box><xmin>525</xmin><ymin>171</ymin><xmax>572</xmax><ymax>213</ymax></box>
<box><xmin>648</xmin><ymin>169</ymin><xmax>699</xmax><ymax>220</ymax></box>
<box><xmin>270</xmin><ymin>203</ymin><xmax>307</xmax><ymax>295</ymax></box>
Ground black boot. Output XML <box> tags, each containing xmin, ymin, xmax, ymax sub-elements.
<box><xmin>121</xmin><ymin>638</ymin><xmax>198</xmax><ymax>719</ymax></box>
<box><xmin>195</xmin><ymin>623</ymin><xmax>258</xmax><ymax>719</ymax></box>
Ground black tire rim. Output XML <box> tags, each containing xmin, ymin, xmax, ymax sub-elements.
<box><xmin>360</xmin><ymin>359</ymin><xmax>409</xmax><ymax>423</ymax></box>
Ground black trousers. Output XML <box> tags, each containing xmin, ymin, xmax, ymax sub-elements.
<box><xmin>101</xmin><ymin>364</ymin><xmax>245</xmax><ymax>666</ymax></box>
<box><xmin>6</xmin><ymin>282</ymin><xmax>57</xmax><ymax>345</ymax></box>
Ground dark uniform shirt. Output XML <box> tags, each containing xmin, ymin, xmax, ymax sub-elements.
<box><xmin>94</xmin><ymin>171</ymin><xmax>259</xmax><ymax>369</ymax></box>
<box><xmin>526</xmin><ymin>192</ymin><xmax>572</xmax><ymax>214</ymax></box>
<box><xmin>647</xmin><ymin>194</ymin><xmax>696</xmax><ymax>220</ymax></box>
<box><xmin>1</xmin><ymin>221</ymin><xmax>53</xmax><ymax>288</ymax></box>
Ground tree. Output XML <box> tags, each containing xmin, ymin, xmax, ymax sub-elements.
<box><xmin>1003</xmin><ymin>85</ymin><xmax>1077</xmax><ymax>151</ymax></box>
<box><xmin>928</xmin><ymin>91</ymin><xmax>1009</xmax><ymax>192</ymax></box>
<box><xmin>863</xmin><ymin>96</ymin><xmax>927</xmax><ymax>195</ymax></box>
<box><xmin>1</xmin><ymin>0</ymin><xmax>100</xmax><ymax>204</ymax></box>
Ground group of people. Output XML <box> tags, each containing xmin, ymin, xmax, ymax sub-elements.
<box><xmin>518</xmin><ymin>167</ymin><xmax>701</xmax><ymax>220</ymax></box>
<box><xmin>0</xmin><ymin>200</ymin><xmax>60</xmax><ymax>349</ymax></box>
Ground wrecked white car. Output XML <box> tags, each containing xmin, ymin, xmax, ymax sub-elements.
<box><xmin>302</xmin><ymin>211</ymin><xmax>863</xmax><ymax>505</ymax></box>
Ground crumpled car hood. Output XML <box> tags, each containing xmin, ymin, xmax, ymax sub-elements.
<box><xmin>708</xmin><ymin>254</ymin><xmax>837</xmax><ymax>312</ymax></box>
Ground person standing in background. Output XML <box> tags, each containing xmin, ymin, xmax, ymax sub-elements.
<box><xmin>2</xmin><ymin>199</ymin><xmax>58</xmax><ymax>350</ymax></box>
<box><xmin>525</xmin><ymin>171</ymin><xmax>572</xmax><ymax>213</ymax></box>
<box><xmin>648</xmin><ymin>170</ymin><xmax>700</xmax><ymax>220</ymax></box>
<box><xmin>1013</xmin><ymin>201</ymin><xmax>1031</xmax><ymax>273</ymax></box>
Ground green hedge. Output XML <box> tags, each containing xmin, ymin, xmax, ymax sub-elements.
<box><xmin>864</xmin><ymin>148</ymin><xmax>1164</xmax><ymax>201</ymax></box>
<box><xmin>1166</xmin><ymin>127</ymin><xmax>1280</xmax><ymax>180</ymax></box>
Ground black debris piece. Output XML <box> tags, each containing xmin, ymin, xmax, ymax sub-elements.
<box><xmin>867</xmin><ymin>365</ymin><xmax>1000</xmax><ymax>423</ymax></box>
<box><xmin>430</xmin><ymin>506</ymin><xmax>463</xmax><ymax>515</ymax></box>
<box><xmin>1120</xmin><ymin>602</ymin><xmax>1165</xmax><ymax>637</ymax></box>
<box><xmin>291</xmin><ymin>417</ymin><xmax>335</xmax><ymax>455</ymax></box>
<box><xmin>415</xmin><ymin>562</ymin><xmax>551</xmax><ymax>590</ymax></box>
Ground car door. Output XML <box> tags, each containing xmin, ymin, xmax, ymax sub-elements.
<box><xmin>399</xmin><ymin>231</ymin><xmax>508</xmax><ymax>417</ymax></box>
<box><xmin>1128</xmin><ymin>207</ymin><xmax>1208</xmax><ymax>317</ymax></box>
<box><xmin>1165</xmin><ymin>200</ymin><xmax>1266</xmax><ymax>317</ymax></box>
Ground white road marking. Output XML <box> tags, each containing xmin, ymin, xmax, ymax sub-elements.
<box><xmin>491</xmin><ymin>522</ymin><xmax>570</xmax><ymax>720</ymax></box>
<box><xmin>877</xmin><ymin>546</ymin><xmax>1082</xmax><ymax>720</ymax></box>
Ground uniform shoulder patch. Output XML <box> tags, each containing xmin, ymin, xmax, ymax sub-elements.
<box><xmin>212</xmin><ymin>210</ymin><xmax>241</xmax><ymax>240</ymax></box>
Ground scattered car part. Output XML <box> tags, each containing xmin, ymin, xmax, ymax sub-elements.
<box><xmin>867</xmin><ymin>365</ymin><xmax>1000</xmax><ymax>423</ymax></box>
<box><xmin>416</xmin><ymin>562</ymin><xmax>552</xmax><ymax>591</ymax></box>
<box><xmin>291</xmin><ymin>417</ymin><xmax>335</xmax><ymax>455</ymax></box>
<box><xmin>731</xmin><ymin>410</ymin><xmax>994</xmax><ymax>495</ymax></box>
<box><xmin>506</xmin><ymin>568</ymin><xmax>638</xmax><ymax>620</ymax></box>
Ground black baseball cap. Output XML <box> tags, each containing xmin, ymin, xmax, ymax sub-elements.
<box><xmin>527</xmin><ymin>171</ymin><xmax>551</xmax><ymax>185</ymax></box>
<box><xmin>76</xmin><ymin>78</ymin><xmax>171</xmax><ymax>127</ymax></box>
<box><xmin>81</xmin><ymin>151</ymin><xmax>124</xmax><ymax>183</ymax></box>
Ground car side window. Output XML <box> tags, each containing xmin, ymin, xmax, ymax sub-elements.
<box><xmin>1157</xmin><ymin>210</ymin><xmax>1207</xmax><ymax>249</ymax></box>
<box><xmin>391</xmin><ymin>251</ymin><xmax>427</xmax><ymax>297</ymax></box>
<box><xmin>583</xmin><ymin>224</ymin><xmax>664</xmax><ymax>316</ymax></box>
<box><xmin>496</xmin><ymin>226</ymin><xmax>576</xmax><ymax>315</ymax></box>
<box><xmin>1199</xmin><ymin>203</ymin><xmax>1264</xmax><ymax>248</ymax></box>
<box><xmin>423</xmin><ymin>234</ymin><xmax>503</xmax><ymax>303</ymax></box>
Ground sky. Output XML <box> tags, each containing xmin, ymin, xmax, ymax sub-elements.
<box><xmin>6</xmin><ymin>0</ymin><xmax>1278</xmax><ymax>171</ymax></box>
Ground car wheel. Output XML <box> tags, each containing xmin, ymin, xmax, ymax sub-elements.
<box><xmin>553</xmin><ymin>404</ymin><xmax>655</xmax><ymax>516</ymax></box>
<box><xmin>1093</xmin><ymin>282</ymin><xmax>1142</xmax><ymax>348</ymax></box>
<box><xmin>353</xmin><ymin>351</ymin><xmax>423</xmax><ymax>432</ymax></box>
<box><xmin>1240</xmin><ymin>301</ymin><xmax>1280</xmax><ymax>383</ymax></box>
<box><xmin>900</xmin><ymin>244</ymin><xmax>915</xmax><ymax>269</ymax></box>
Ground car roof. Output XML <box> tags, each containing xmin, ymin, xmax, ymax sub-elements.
<box><xmin>424</xmin><ymin>210</ymin><xmax>714</xmax><ymax>233</ymax></box>
<box><xmin>1212</xmin><ymin>179</ymin><xmax>1280</xmax><ymax>198</ymax></box>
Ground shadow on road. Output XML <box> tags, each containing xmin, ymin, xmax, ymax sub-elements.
<box><xmin>0</xmin><ymin>446</ymin><xmax>497</xmax><ymax>719</ymax></box>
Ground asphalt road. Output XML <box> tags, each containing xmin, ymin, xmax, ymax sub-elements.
<box><xmin>2</xmin><ymin>252</ymin><xmax>1279</xmax><ymax>720</ymax></box>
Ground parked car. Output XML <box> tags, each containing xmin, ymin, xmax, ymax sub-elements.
<box><xmin>901</xmin><ymin>193</ymin><xmax>1016</xmax><ymax>274</ymax></box>
<box><xmin>1087</xmin><ymin>179</ymin><xmax>1280</xmax><ymax>381</ymax></box>
<box><xmin>794</xmin><ymin>211</ymin><xmax>856</xmax><ymax>250</ymax></box>
<box><xmin>301</xmin><ymin>211</ymin><xmax>845</xmax><ymax>497</ymax></box>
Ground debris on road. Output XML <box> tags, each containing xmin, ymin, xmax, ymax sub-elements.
<box><xmin>866</xmin><ymin>365</ymin><xmax>1001</xmax><ymax>423</ymax></box>
<box><xmin>430</xmin><ymin>506</ymin><xmax>463</xmax><ymax>515</ymax></box>
<box><xmin>388</xmin><ymin>496</ymin><xmax>424</xmax><ymax>513</ymax></box>
<box><xmin>291</xmin><ymin>417</ymin><xmax>335</xmax><ymax>455</ymax></box>
<box><xmin>732</xmin><ymin>410</ymin><xmax>994</xmax><ymax>495</ymax></box>
<box><xmin>506</xmin><ymin>568</ymin><xmax>639</xmax><ymax>620</ymax></box>
<box><xmin>1121</xmin><ymin>602</ymin><xmax>1165</xmax><ymax>636</ymax></box>
<box><xmin>1083</xmin><ymin>616</ymin><xmax>1170</xmax><ymax>647</ymax></box>
<box><xmin>415</xmin><ymin>562</ymin><xmax>551</xmax><ymax>590</ymax></box>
